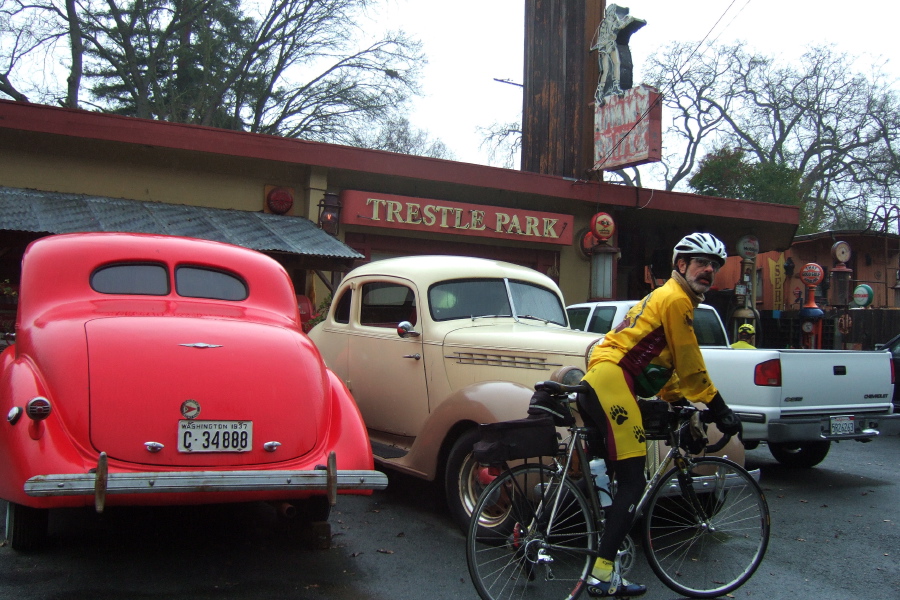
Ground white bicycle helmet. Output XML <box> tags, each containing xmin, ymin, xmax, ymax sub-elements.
<box><xmin>672</xmin><ymin>233</ymin><xmax>727</xmax><ymax>268</ymax></box>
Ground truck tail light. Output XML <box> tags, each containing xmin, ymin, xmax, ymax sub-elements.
<box><xmin>26</xmin><ymin>396</ymin><xmax>52</xmax><ymax>421</ymax></box>
<box><xmin>891</xmin><ymin>359</ymin><xmax>895</xmax><ymax>385</ymax></box>
<box><xmin>754</xmin><ymin>359</ymin><xmax>781</xmax><ymax>386</ymax></box>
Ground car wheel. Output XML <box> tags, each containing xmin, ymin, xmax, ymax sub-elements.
<box><xmin>445</xmin><ymin>428</ymin><xmax>492</xmax><ymax>533</ymax></box>
<box><xmin>768</xmin><ymin>440</ymin><xmax>831</xmax><ymax>468</ymax></box>
<box><xmin>296</xmin><ymin>495</ymin><xmax>332</xmax><ymax>523</ymax></box>
<box><xmin>5</xmin><ymin>501</ymin><xmax>49</xmax><ymax>551</ymax></box>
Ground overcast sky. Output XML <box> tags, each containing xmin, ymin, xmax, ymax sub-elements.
<box><xmin>380</xmin><ymin>0</ymin><xmax>898</xmax><ymax>167</ymax></box>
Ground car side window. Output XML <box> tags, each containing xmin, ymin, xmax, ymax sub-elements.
<box><xmin>360</xmin><ymin>282</ymin><xmax>416</xmax><ymax>327</ymax></box>
<box><xmin>588</xmin><ymin>306</ymin><xmax>617</xmax><ymax>334</ymax></box>
<box><xmin>568</xmin><ymin>307</ymin><xmax>590</xmax><ymax>331</ymax></box>
<box><xmin>333</xmin><ymin>289</ymin><xmax>352</xmax><ymax>324</ymax></box>
<box><xmin>91</xmin><ymin>263</ymin><xmax>169</xmax><ymax>295</ymax></box>
<box><xmin>175</xmin><ymin>266</ymin><xmax>248</xmax><ymax>301</ymax></box>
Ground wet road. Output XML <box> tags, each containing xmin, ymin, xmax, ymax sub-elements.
<box><xmin>2</xmin><ymin>433</ymin><xmax>898</xmax><ymax>599</ymax></box>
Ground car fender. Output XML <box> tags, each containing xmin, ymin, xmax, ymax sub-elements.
<box><xmin>401</xmin><ymin>380</ymin><xmax>535</xmax><ymax>479</ymax></box>
<box><xmin>0</xmin><ymin>354</ymin><xmax>89</xmax><ymax>507</ymax></box>
<box><xmin>322</xmin><ymin>368</ymin><xmax>377</xmax><ymax>478</ymax></box>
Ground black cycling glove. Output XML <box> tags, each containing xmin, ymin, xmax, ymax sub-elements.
<box><xmin>706</xmin><ymin>392</ymin><xmax>742</xmax><ymax>437</ymax></box>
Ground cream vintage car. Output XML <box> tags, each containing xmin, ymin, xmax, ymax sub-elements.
<box><xmin>308</xmin><ymin>255</ymin><xmax>600</xmax><ymax>530</ymax></box>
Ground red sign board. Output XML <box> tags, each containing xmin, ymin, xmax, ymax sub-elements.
<box><xmin>594</xmin><ymin>85</ymin><xmax>662</xmax><ymax>171</ymax></box>
<box><xmin>339</xmin><ymin>190</ymin><xmax>574</xmax><ymax>246</ymax></box>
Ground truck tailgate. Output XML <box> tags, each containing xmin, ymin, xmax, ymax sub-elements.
<box><xmin>778</xmin><ymin>349</ymin><xmax>894</xmax><ymax>415</ymax></box>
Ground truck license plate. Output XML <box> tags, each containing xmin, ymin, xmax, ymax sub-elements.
<box><xmin>829</xmin><ymin>416</ymin><xmax>855</xmax><ymax>436</ymax></box>
<box><xmin>178</xmin><ymin>420</ymin><xmax>252</xmax><ymax>452</ymax></box>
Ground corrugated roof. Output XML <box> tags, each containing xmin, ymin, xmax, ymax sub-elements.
<box><xmin>0</xmin><ymin>186</ymin><xmax>363</xmax><ymax>260</ymax></box>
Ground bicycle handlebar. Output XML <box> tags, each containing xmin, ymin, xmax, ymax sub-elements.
<box><xmin>534</xmin><ymin>380</ymin><xmax>735</xmax><ymax>454</ymax></box>
<box><xmin>697</xmin><ymin>409</ymin><xmax>736</xmax><ymax>453</ymax></box>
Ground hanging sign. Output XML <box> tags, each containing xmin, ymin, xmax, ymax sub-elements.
<box><xmin>590</xmin><ymin>212</ymin><xmax>615</xmax><ymax>241</ymax></box>
<box><xmin>799</xmin><ymin>263</ymin><xmax>824</xmax><ymax>286</ymax></box>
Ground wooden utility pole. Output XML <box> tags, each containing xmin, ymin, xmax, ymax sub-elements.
<box><xmin>522</xmin><ymin>0</ymin><xmax>603</xmax><ymax>179</ymax></box>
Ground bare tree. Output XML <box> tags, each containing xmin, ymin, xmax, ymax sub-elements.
<box><xmin>642</xmin><ymin>41</ymin><xmax>900</xmax><ymax>232</ymax></box>
<box><xmin>478</xmin><ymin>121</ymin><xmax>521</xmax><ymax>169</ymax></box>
<box><xmin>0</xmin><ymin>0</ymin><xmax>425</xmax><ymax>143</ymax></box>
<box><xmin>348</xmin><ymin>114</ymin><xmax>454</xmax><ymax>159</ymax></box>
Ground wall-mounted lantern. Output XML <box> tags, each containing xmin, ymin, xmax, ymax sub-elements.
<box><xmin>317</xmin><ymin>192</ymin><xmax>342</xmax><ymax>236</ymax></box>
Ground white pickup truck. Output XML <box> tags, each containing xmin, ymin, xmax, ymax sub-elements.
<box><xmin>567</xmin><ymin>300</ymin><xmax>900</xmax><ymax>468</ymax></box>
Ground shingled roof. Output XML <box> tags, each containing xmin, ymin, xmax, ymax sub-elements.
<box><xmin>0</xmin><ymin>186</ymin><xmax>363</xmax><ymax>262</ymax></box>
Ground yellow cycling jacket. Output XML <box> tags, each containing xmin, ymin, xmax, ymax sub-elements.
<box><xmin>586</xmin><ymin>272</ymin><xmax>719</xmax><ymax>405</ymax></box>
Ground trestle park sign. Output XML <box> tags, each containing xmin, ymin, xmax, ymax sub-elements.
<box><xmin>339</xmin><ymin>190</ymin><xmax>574</xmax><ymax>246</ymax></box>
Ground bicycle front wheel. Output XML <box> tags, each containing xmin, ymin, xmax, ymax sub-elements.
<box><xmin>642</xmin><ymin>456</ymin><xmax>770</xmax><ymax>598</ymax></box>
<box><xmin>466</xmin><ymin>463</ymin><xmax>596</xmax><ymax>600</ymax></box>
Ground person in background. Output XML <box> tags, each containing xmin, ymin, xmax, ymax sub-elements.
<box><xmin>579</xmin><ymin>232</ymin><xmax>743</xmax><ymax>597</ymax></box>
<box><xmin>731</xmin><ymin>323</ymin><xmax>757</xmax><ymax>349</ymax></box>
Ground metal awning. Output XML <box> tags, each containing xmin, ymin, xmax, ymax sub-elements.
<box><xmin>0</xmin><ymin>186</ymin><xmax>363</xmax><ymax>265</ymax></box>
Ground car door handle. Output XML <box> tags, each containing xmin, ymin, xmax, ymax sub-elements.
<box><xmin>403</xmin><ymin>353</ymin><xmax>421</xmax><ymax>360</ymax></box>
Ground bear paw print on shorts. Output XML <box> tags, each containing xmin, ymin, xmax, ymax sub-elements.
<box><xmin>633</xmin><ymin>426</ymin><xmax>646</xmax><ymax>444</ymax></box>
<box><xmin>609</xmin><ymin>405</ymin><xmax>629</xmax><ymax>425</ymax></box>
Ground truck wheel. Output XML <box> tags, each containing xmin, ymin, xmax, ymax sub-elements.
<box><xmin>5</xmin><ymin>501</ymin><xmax>49</xmax><ymax>551</ymax></box>
<box><xmin>445</xmin><ymin>428</ymin><xmax>490</xmax><ymax>533</ymax></box>
<box><xmin>768</xmin><ymin>440</ymin><xmax>831</xmax><ymax>468</ymax></box>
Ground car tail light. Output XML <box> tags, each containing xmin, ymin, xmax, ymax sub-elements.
<box><xmin>26</xmin><ymin>396</ymin><xmax>52</xmax><ymax>421</ymax></box>
<box><xmin>754</xmin><ymin>359</ymin><xmax>781</xmax><ymax>386</ymax></box>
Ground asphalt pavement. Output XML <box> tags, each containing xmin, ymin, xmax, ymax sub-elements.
<box><xmin>2</xmin><ymin>433</ymin><xmax>898</xmax><ymax>599</ymax></box>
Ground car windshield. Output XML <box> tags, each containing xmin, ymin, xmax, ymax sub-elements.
<box><xmin>429</xmin><ymin>278</ymin><xmax>566</xmax><ymax>325</ymax></box>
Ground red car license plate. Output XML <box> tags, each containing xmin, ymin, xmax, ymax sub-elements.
<box><xmin>829</xmin><ymin>415</ymin><xmax>854</xmax><ymax>436</ymax></box>
<box><xmin>178</xmin><ymin>420</ymin><xmax>253</xmax><ymax>452</ymax></box>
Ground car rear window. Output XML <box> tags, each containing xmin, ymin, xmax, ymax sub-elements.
<box><xmin>175</xmin><ymin>266</ymin><xmax>248</xmax><ymax>301</ymax></box>
<box><xmin>694</xmin><ymin>309</ymin><xmax>728</xmax><ymax>346</ymax></box>
<box><xmin>90</xmin><ymin>263</ymin><xmax>248</xmax><ymax>301</ymax></box>
<box><xmin>91</xmin><ymin>263</ymin><xmax>169</xmax><ymax>295</ymax></box>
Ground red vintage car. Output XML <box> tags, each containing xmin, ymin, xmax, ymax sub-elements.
<box><xmin>1</xmin><ymin>233</ymin><xmax>386</xmax><ymax>550</ymax></box>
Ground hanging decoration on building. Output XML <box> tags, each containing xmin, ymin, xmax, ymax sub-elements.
<box><xmin>591</xmin><ymin>5</ymin><xmax>661</xmax><ymax>171</ymax></box>
<box><xmin>264</xmin><ymin>186</ymin><xmax>294</xmax><ymax>215</ymax></box>
<box><xmin>590</xmin><ymin>4</ymin><xmax>646</xmax><ymax>106</ymax></box>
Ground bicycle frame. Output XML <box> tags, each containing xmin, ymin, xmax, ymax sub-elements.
<box><xmin>535</xmin><ymin>402</ymin><xmax>728</xmax><ymax>560</ymax></box>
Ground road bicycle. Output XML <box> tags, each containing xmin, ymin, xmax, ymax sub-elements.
<box><xmin>466</xmin><ymin>380</ymin><xmax>770</xmax><ymax>599</ymax></box>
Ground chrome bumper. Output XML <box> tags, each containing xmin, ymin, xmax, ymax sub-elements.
<box><xmin>24</xmin><ymin>451</ymin><xmax>388</xmax><ymax>512</ymax></box>
<box><xmin>767</xmin><ymin>412</ymin><xmax>900</xmax><ymax>443</ymax></box>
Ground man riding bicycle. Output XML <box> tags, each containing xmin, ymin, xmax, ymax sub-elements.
<box><xmin>580</xmin><ymin>232</ymin><xmax>743</xmax><ymax>597</ymax></box>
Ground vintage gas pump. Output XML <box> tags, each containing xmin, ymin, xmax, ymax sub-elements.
<box><xmin>830</xmin><ymin>241</ymin><xmax>853</xmax><ymax>344</ymax></box>
<box><xmin>732</xmin><ymin>235</ymin><xmax>760</xmax><ymax>336</ymax></box>
<box><xmin>798</xmin><ymin>263</ymin><xmax>825</xmax><ymax>349</ymax></box>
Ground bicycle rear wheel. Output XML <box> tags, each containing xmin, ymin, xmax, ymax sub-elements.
<box><xmin>642</xmin><ymin>456</ymin><xmax>770</xmax><ymax>598</ymax></box>
<box><xmin>467</xmin><ymin>463</ymin><xmax>596</xmax><ymax>600</ymax></box>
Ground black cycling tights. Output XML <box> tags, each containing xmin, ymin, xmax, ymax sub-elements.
<box><xmin>597</xmin><ymin>455</ymin><xmax>646</xmax><ymax>562</ymax></box>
